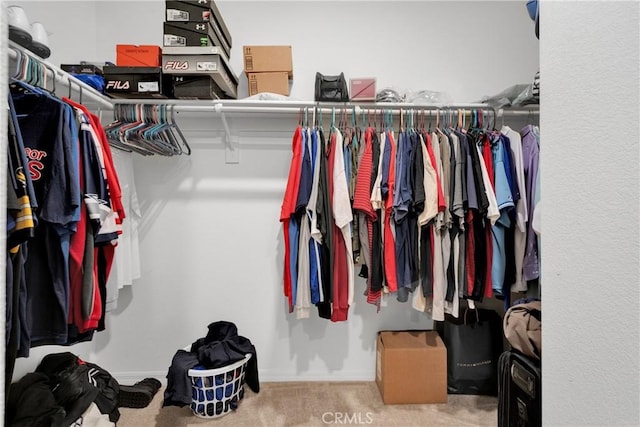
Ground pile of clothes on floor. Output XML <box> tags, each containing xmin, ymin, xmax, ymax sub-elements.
<box><xmin>163</xmin><ymin>321</ymin><xmax>260</xmax><ymax>409</ymax></box>
<box><xmin>6</xmin><ymin>352</ymin><xmax>161</xmax><ymax>426</ymax></box>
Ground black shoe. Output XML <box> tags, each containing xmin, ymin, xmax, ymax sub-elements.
<box><xmin>136</xmin><ymin>378</ymin><xmax>162</xmax><ymax>394</ymax></box>
<box><xmin>118</xmin><ymin>378</ymin><xmax>162</xmax><ymax>409</ymax></box>
<box><xmin>118</xmin><ymin>385</ymin><xmax>153</xmax><ymax>408</ymax></box>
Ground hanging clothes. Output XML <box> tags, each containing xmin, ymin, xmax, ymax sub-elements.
<box><xmin>5</xmin><ymin>77</ymin><xmax>128</xmax><ymax>382</ymax></box>
<box><xmin>279</xmin><ymin>108</ymin><xmax>540</xmax><ymax>321</ymax></box>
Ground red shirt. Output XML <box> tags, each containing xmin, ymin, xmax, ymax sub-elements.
<box><xmin>383</xmin><ymin>132</ymin><xmax>398</xmax><ymax>293</ymax></box>
<box><xmin>280</xmin><ymin>127</ymin><xmax>303</xmax><ymax>309</ymax></box>
<box><xmin>481</xmin><ymin>135</ymin><xmax>494</xmax><ymax>298</ymax></box>
<box><xmin>328</xmin><ymin>130</ymin><xmax>349</xmax><ymax>322</ymax></box>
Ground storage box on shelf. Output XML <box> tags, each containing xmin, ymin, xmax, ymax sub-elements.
<box><xmin>116</xmin><ymin>45</ymin><xmax>162</xmax><ymax>67</ymax></box>
<box><xmin>103</xmin><ymin>66</ymin><xmax>172</xmax><ymax>99</ymax></box>
<box><xmin>247</xmin><ymin>72</ymin><xmax>289</xmax><ymax>97</ymax></box>
<box><xmin>243</xmin><ymin>45</ymin><xmax>293</xmax><ymax>78</ymax></box>
<box><xmin>162</xmin><ymin>49</ymin><xmax>238</xmax><ymax>99</ymax></box>
<box><xmin>163</xmin><ymin>14</ymin><xmax>230</xmax><ymax>57</ymax></box>
<box><xmin>163</xmin><ymin>0</ymin><xmax>237</xmax><ymax>99</ymax></box>
<box><xmin>165</xmin><ymin>0</ymin><xmax>232</xmax><ymax>49</ymax></box>
<box><xmin>242</xmin><ymin>45</ymin><xmax>293</xmax><ymax>96</ymax></box>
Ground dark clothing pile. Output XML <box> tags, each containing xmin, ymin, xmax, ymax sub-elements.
<box><xmin>163</xmin><ymin>321</ymin><xmax>260</xmax><ymax>407</ymax></box>
<box><xmin>6</xmin><ymin>352</ymin><xmax>120</xmax><ymax>427</ymax></box>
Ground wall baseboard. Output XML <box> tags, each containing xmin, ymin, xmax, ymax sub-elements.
<box><xmin>112</xmin><ymin>370</ymin><xmax>375</xmax><ymax>386</ymax></box>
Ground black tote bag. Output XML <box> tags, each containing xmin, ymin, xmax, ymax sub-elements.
<box><xmin>442</xmin><ymin>308</ymin><xmax>503</xmax><ymax>395</ymax></box>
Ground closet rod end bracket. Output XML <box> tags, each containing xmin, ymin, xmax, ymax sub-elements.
<box><xmin>225</xmin><ymin>135</ymin><xmax>240</xmax><ymax>164</ymax></box>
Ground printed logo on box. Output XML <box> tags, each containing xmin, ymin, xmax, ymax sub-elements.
<box><xmin>165</xmin><ymin>61</ymin><xmax>190</xmax><ymax>70</ymax></box>
<box><xmin>196</xmin><ymin>62</ymin><xmax>217</xmax><ymax>71</ymax></box>
<box><xmin>164</xmin><ymin>35</ymin><xmax>186</xmax><ymax>47</ymax></box>
<box><xmin>106</xmin><ymin>80</ymin><xmax>130</xmax><ymax>90</ymax></box>
<box><xmin>138</xmin><ymin>82</ymin><xmax>159</xmax><ymax>92</ymax></box>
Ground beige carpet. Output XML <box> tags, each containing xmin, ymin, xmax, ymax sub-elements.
<box><xmin>118</xmin><ymin>382</ymin><xmax>497</xmax><ymax>427</ymax></box>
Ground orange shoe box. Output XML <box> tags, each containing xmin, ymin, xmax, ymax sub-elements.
<box><xmin>116</xmin><ymin>45</ymin><xmax>162</xmax><ymax>67</ymax></box>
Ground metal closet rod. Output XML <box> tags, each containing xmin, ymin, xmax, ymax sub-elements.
<box><xmin>111</xmin><ymin>99</ymin><xmax>539</xmax><ymax>116</ymax></box>
<box><xmin>8</xmin><ymin>41</ymin><xmax>113</xmax><ymax>110</ymax></box>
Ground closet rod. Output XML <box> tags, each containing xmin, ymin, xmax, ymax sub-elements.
<box><xmin>112</xmin><ymin>99</ymin><xmax>538</xmax><ymax>116</ymax></box>
<box><xmin>8</xmin><ymin>41</ymin><xmax>113</xmax><ymax>110</ymax></box>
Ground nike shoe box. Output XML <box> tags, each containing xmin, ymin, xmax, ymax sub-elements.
<box><xmin>162</xmin><ymin>51</ymin><xmax>238</xmax><ymax>99</ymax></box>
<box><xmin>103</xmin><ymin>66</ymin><xmax>172</xmax><ymax>99</ymax></box>
<box><xmin>163</xmin><ymin>15</ymin><xmax>230</xmax><ymax>58</ymax></box>
<box><xmin>165</xmin><ymin>0</ymin><xmax>232</xmax><ymax>49</ymax></box>
<box><xmin>172</xmin><ymin>75</ymin><xmax>228</xmax><ymax>99</ymax></box>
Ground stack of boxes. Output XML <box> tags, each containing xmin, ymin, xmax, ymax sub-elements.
<box><xmin>103</xmin><ymin>45</ymin><xmax>168</xmax><ymax>98</ymax></box>
<box><xmin>243</xmin><ymin>46</ymin><xmax>293</xmax><ymax>96</ymax></box>
<box><xmin>162</xmin><ymin>0</ymin><xmax>238</xmax><ymax>99</ymax></box>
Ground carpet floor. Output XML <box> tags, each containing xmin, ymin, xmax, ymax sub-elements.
<box><xmin>118</xmin><ymin>382</ymin><xmax>497</xmax><ymax>427</ymax></box>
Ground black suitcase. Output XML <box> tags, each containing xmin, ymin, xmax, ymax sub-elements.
<box><xmin>498</xmin><ymin>350</ymin><xmax>541</xmax><ymax>427</ymax></box>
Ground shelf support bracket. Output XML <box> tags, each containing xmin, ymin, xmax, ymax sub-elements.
<box><xmin>215</xmin><ymin>103</ymin><xmax>239</xmax><ymax>164</ymax></box>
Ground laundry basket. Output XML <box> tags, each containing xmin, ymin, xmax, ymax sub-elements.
<box><xmin>187</xmin><ymin>353</ymin><xmax>252</xmax><ymax>419</ymax></box>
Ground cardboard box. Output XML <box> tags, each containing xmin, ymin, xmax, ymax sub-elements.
<box><xmin>247</xmin><ymin>72</ymin><xmax>289</xmax><ymax>96</ymax></box>
<box><xmin>103</xmin><ymin>66</ymin><xmax>171</xmax><ymax>99</ymax></box>
<box><xmin>162</xmin><ymin>54</ymin><xmax>238</xmax><ymax>99</ymax></box>
<box><xmin>350</xmin><ymin>77</ymin><xmax>376</xmax><ymax>101</ymax></box>
<box><xmin>243</xmin><ymin>45</ymin><xmax>293</xmax><ymax>78</ymax></box>
<box><xmin>172</xmin><ymin>75</ymin><xmax>228</xmax><ymax>99</ymax></box>
<box><xmin>163</xmin><ymin>17</ymin><xmax>230</xmax><ymax>58</ymax></box>
<box><xmin>375</xmin><ymin>331</ymin><xmax>447</xmax><ymax>404</ymax></box>
<box><xmin>165</xmin><ymin>0</ymin><xmax>232</xmax><ymax>49</ymax></box>
<box><xmin>116</xmin><ymin>45</ymin><xmax>162</xmax><ymax>67</ymax></box>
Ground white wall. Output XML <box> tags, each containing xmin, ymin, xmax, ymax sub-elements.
<box><xmin>541</xmin><ymin>2</ymin><xmax>640</xmax><ymax>426</ymax></box>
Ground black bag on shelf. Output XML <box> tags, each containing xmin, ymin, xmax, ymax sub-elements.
<box><xmin>314</xmin><ymin>72</ymin><xmax>349</xmax><ymax>102</ymax></box>
<box><xmin>441</xmin><ymin>308</ymin><xmax>503</xmax><ymax>396</ymax></box>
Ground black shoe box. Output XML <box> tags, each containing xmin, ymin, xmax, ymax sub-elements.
<box><xmin>165</xmin><ymin>1</ymin><xmax>232</xmax><ymax>48</ymax></box>
<box><xmin>172</xmin><ymin>75</ymin><xmax>228</xmax><ymax>99</ymax></box>
<box><xmin>163</xmin><ymin>15</ymin><xmax>230</xmax><ymax>58</ymax></box>
<box><xmin>103</xmin><ymin>66</ymin><xmax>173</xmax><ymax>99</ymax></box>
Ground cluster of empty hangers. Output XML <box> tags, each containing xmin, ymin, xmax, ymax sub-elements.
<box><xmin>104</xmin><ymin>104</ymin><xmax>191</xmax><ymax>156</ymax></box>
<box><xmin>10</xmin><ymin>45</ymin><xmax>93</xmax><ymax>103</ymax></box>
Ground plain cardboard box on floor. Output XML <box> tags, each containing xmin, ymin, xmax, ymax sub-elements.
<box><xmin>376</xmin><ymin>330</ymin><xmax>447</xmax><ymax>404</ymax></box>
<box><xmin>247</xmin><ymin>72</ymin><xmax>289</xmax><ymax>96</ymax></box>
<box><xmin>243</xmin><ymin>45</ymin><xmax>293</xmax><ymax>78</ymax></box>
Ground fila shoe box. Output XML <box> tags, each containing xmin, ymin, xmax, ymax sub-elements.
<box><xmin>376</xmin><ymin>331</ymin><xmax>447</xmax><ymax>404</ymax></box>
<box><xmin>103</xmin><ymin>66</ymin><xmax>172</xmax><ymax>99</ymax></box>
<box><xmin>163</xmin><ymin>14</ymin><xmax>231</xmax><ymax>58</ymax></box>
<box><xmin>165</xmin><ymin>0</ymin><xmax>232</xmax><ymax>48</ymax></box>
<box><xmin>162</xmin><ymin>49</ymin><xmax>238</xmax><ymax>99</ymax></box>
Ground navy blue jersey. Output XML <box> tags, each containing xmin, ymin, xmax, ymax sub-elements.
<box><xmin>11</xmin><ymin>85</ymin><xmax>81</xmax><ymax>349</ymax></box>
